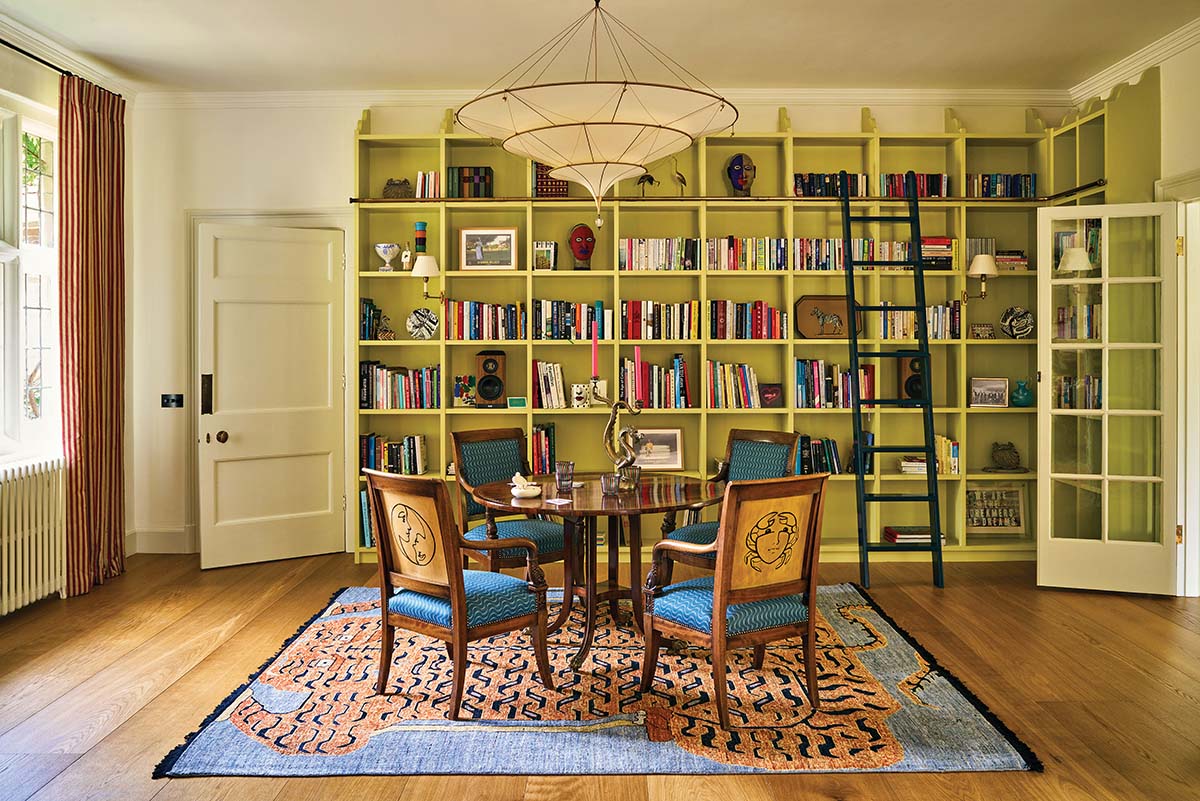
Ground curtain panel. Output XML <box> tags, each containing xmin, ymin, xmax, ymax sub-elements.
<box><xmin>58</xmin><ymin>75</ymin><xmax>126</xmax><ymax>596</ymax></box>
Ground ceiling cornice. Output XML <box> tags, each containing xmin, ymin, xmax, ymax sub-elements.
<box><xmin>134</xmin><ymin>86</ymin><xmax>1075</xmax><ymax>111</ymax></box>
<box><xmin>0</xmin><ymin>13</ymin><xmax>136</xmax><ymax>98</ymax></box>
<box><xmin>1069</xmin><ymin>15</ymin><xmax>1200</xmax><ymax>104</ymax></box>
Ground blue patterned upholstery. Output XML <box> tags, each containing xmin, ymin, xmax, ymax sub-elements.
<box><xmin>664</xmin><ymin>521</ymin><xmax>717</xmax><ymax>558</ymax></box>
<box><xmin>651</xmin><ymin>576</ymin><xmax>809</xmax><ymax>636</ymax></box>
<box><xmin>727</xmin><ymin>439</ymin><xmax>793</xmax><ymax>482</ymax></box>
<box><xmin>463</xmin><ymin>518</ymin><xmax>565</xmax><ymax>559</ymax></box>
<box><xmin>387</xmin><ymin>570</ymin><xmax>535</xmax><ymax>629</ymax></box>
<box><xmin>459</xmin><ymin>438</ymin><xmax>524</xmax><ymax>517</ymax></box>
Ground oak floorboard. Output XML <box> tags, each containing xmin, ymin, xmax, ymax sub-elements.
<box><xmin>0</xmin><ymin>753</ymin><xmax>80</xmax><ymax>801</ymax></box>
<box><xmin>523</xmin><ymin>775</ymin><xmax>648</xmax><ymax>801</ymax></box>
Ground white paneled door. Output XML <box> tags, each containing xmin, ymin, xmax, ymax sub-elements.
<box><xmin>197</xmin><ymin>224</ymin><xmax>345</xmax><ymax>569</ymax></box>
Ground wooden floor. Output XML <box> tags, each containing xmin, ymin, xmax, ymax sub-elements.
<box><xmin>1</xmin><ymin>554</ymin><xmax>1198</xmax><ymax>801</ymax></box>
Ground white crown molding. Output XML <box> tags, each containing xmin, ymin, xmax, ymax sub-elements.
<box><xmin>1156</xmin><ymin>168</ymin><xmax>1200</xmax><ymax>202</ymax></box>
<box><xmin>135</xmin><ymin>86</ymin><xmax>1074</xmax><ymax>112</ymax></box>
<box><xmin>1070</xmin><ymin>15</ymin><xmax>1200</xmax><ymax>105</ymax></box>
<box><xmin>0</xmin><ymin>13</ymin><xmax>136</xmax><ymax>98</ymax></box>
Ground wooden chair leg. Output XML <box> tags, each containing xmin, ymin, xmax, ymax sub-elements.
<box><xmin>712</xmin><ymin>640</ymin><xmax>730</xmax><ymax>729</ymax></box>
<box><xmin>444</xmin><ymin>641</ymin><xmax>454</xmax><ymax>661</ymax></box>
<box><xmin>751</xmin><ymin>643</ymin><xmax>766</xmax><ymax>670</ymax></box>
<box><xmin>639</xmin><ymin>626</ymin><xmax>662</xmax><ymax>692</ymax></box>
<box><xmin>803</xmin><ymin>625</ymin><xmax>820</xmax><ymax>710</ymax></box>
<box><xmin>548</xmin><ymin>519</ymin><xmax>577</xmax><ymax>634</ymax></box>
<box><xmin>530</xmin><ymin>612</ymin><xmax>556</xmax><ymax>691</ymax></box>
<box><xmin>376</xmin><ymin>620</ymin><xmax>394</xmax><ymax>694</ymax></box>
<box><xmin>449</xmin><ymin>636</ymin><xmax>468</xmax><ymax>720</ymax></box>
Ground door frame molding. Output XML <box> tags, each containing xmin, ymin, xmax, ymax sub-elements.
<box><xmin>186</xmin><ymin>208</ymin><xmax>353</xmax><ymax>556</ymax></box>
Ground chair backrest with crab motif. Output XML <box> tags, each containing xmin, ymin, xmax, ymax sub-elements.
<box><xmin>711</xmin><ymin>474</ymin><xmax>829</xmax><ymax>615</ymax></box>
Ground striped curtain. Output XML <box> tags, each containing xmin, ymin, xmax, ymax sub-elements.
<box><xmin>58</xmin><ymin>75</ymin><xmax>126</xmax><ymax>596</ymax></box>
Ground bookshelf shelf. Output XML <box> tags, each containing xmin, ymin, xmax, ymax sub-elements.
<box><xmin>348</xmin><ymin>102</ymin><xmax>1121</xmax><ymax>564</ymax></box>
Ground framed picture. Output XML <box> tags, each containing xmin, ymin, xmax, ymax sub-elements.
<box><xmin>966</xmin><ymin>485</ymin><xmax>1026</xmax><ymax>535</ymax></box>
<box><xmin>970</xmin><ymin>377</ymin><xmax>1009</xmax><ymax>407</ymax></box>
<box><xmin>758</xmin><ymin>383</ymin><xmax>784</xmax><ymax>408</ymax></box>
<box><xmin>969</xmin><ymin>323</ymin><xmax>995</xmax><ymax>340</ymax></box>
<box><xmin>506</xmin><ymin>396</ymin><xmax>528</xmax><ymax>409</ymax></box>
<box><xmin>633</xmin><ymin>428</ymin><xmax>684</xmax><ymax>471</ymax></box>
<box><xmin>794</xmin><ymin>295</ymin><xmax>862</xmax><ymax>339</ymax></box>
<box><xmin>460</xmin><ymin>227</ymin><xmax>518</xmax><ymax>270</ymax></box>
<box><xmin>533</xmin><ymin>240</ymin><xmax>558</xmax><ymax>271</ymax></box>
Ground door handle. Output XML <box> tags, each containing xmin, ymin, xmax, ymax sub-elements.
<box><xmin>215</xmin><ymin>430</ymin><xmax>229</xmax><ymax>444</ymax></box>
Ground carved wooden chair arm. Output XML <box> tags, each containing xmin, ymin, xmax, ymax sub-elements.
<box><xmin>644</xmin><ymin>538</ymin><xmax>717</xmax><ymax>597</ymax></box>
<box><xmin>457</xmin><ymin>536</ymin><xmax>546</xmax><ymax>593</ymax></box>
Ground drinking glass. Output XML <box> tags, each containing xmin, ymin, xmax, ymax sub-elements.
<box><xmin>555</xmin><ymin>460</ymin><xmax>575</xmax><ymax>492</ymax></box>
<box><xmin>600</xmin><ymin>472</ymin><xmax>620</xmax><ymax>495</ymax></box>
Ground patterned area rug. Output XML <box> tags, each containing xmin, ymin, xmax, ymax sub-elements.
<box><xmin>156</xmin><ymin>583</ymin><xmax>1040</xmax><ymax>776</ymax></box>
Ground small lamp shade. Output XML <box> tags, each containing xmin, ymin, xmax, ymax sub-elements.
<box><xmin>1057</xmin><ymin>247</ymin><xmax>1092</xmax><ymax>272</ymax></box>
<box><xmin>411</xmin><ymin>254</ymin><xmax>440</xmax><ymax>278</ymax></box>
<box><xmin>967</xmin><ymin>254</ymin><xmax>999</xmax><ymax>278</ymax></box>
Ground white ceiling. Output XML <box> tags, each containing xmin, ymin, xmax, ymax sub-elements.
<box><xmin>2</xmin><ymin>0</ymin><xmax>1197</xmax><ymax>93</ymax></box>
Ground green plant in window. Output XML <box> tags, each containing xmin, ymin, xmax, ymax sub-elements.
<box><xmin>22</xmin><ymin>132</ymin><xmax>48</xmax><ymax>184</ymax></box>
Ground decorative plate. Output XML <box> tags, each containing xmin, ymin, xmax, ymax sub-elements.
<box><xmin>999</xmin><ymin>306</ymin><xmax>1035</xmax><ymax>339</ymax></box>
<box><xmin>406</xmin><ymin>307</ymin><xmax>439</xmax><ymax>340</ymax></box>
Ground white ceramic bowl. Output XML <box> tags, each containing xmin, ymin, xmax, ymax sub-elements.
<box><xmin>511</xmin><ymin>485</ymin><xmax>542</xmax><ymax>499</ymax></box>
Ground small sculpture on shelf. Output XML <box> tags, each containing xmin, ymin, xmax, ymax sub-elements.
<box><xmin>982</xmin><ymin>441</ymin><xmax>1029</xmax><ymax>473</ymax></box>
<box><xmin>383</xmin><ymin>178</ymin><xmax>414</xmax><ymax>199</ymax></box>
<box><xmin>1000</xmin><ymin>306</ymin><xmax>1035</xmax><ymax>339</ymax></box>
<box><xmin>726</xmin><ymin>152</ymin><xmax>756</xmax><ymax>197</ymax></box>
<box><xmin>670</xmin><ymin>156</ymin><xmax>687</xmax><ymax>196</ymax></box>
<box><xmin>400</xmin><ymin>242</ymin><xmax>412</xmax><ymax>271</ymax></box>
<box><xmin>569</xmin><ymin>222</ymin><xmax>595</xmax><ymax>270</ymax></box>
<box><xmin>635</xmin><ymin>173</ymin><xmax>659</xmax><ymax>197</ymax></box>
<box><xmin>376</xmin><ymin>313</ymin><xmax>397</xmax><ymax>341</ymax></box>
<box><xmin>374</xmin><ymin>243</ymin><xmax>400</xmax><ymax>272</ymax></box>
<box><xmin>591</xmin><ymin>376</ymin><xmax>644</xmax><ymax>469</ymax></box>
<box><xmin>1010</xmin><ymin>380</ymin><xmax>1034</xmax><ymax>408</ymax></box>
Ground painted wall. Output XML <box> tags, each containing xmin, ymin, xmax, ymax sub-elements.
<box><xmin>1160</xmin><ymin>38</ymin><xmax>1200</xmax><ymax>180</ymax></box>
<box><xmin>128</xmin><ymin>99</ymin><xmax>1066</xmax><ymax>552</ymax></box>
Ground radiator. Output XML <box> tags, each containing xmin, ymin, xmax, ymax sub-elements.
<box><xmin>0</xmin><ymin>457</ymin><xmax>66</xmax><ymax>615</ymax></box>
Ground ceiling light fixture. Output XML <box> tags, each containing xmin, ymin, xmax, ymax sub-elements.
<box><xmin>455</xmin><ymin>0</ymin><xmax>737</xmax><ymax>224</ymax></box>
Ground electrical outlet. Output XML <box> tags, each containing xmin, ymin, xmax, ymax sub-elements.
<box><xmin>161</xmin><ymin>394</ymin><xmax>184</xmax><ymax>408</ymax></box>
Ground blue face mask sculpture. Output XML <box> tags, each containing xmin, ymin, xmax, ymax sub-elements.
<box><xmin>726</xmin><ymin>153</ymin><xmax>756</xmax><ymax>197</ymax></box>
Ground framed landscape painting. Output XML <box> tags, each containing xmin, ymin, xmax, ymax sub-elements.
<box><xmin>461</xmin><ymin>227</ymin><xmax>518</xmax><ymax>270</ymax></box>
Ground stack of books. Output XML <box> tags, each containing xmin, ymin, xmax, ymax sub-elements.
<box><xmin>532</xmin><ymin>163</ymin><xmax>568</xmax><ymax>197</ymax></box>
<box><xmin>533</xmin><ymin>299</ymin><xmax>612</xmax><ymax>341</ymax></box>
<box><xmin>966</xmin><ymin>173</ymin><xmax>1037</xmax><ymax>198</ymax></box>
<box><xmin>446</xmin><ymin>300</ymin><xmax>527</xmax><ymax>341</ymax></box>
<box><xmin>708</xmin><ymin>300</ymin><xmax>788</xmax><ymax>340</ymax></box>
<box><xmin>414</xmin><ymin>171</ymin><xmax>440</xmax><ymax>198</ymax></box>
<box><xmin>618</xmin><ymin>238</ymin><xmax>701</xmax><ymax>271</ymax></box>
<box><xmin>883</xmin><ymin>525</ymin><xmax>946</xmax><ymax>544</ymax></box>
<box><xmin>531</xmin><ymin>360</ymin><xmax>568</xmax><ymax>409</ymax></box>
<box><xmin>531</xmin><ymin>423</ymin><xmax>557</xmax><ymax>474</ymax></box>
<box><xmin>797</xmin><ymin>434</ymin><xmax>843</xmax><ymax>474</ymax></box>
<box><xmin>881</xmin><ymin>173</ymin><xmax>949</xmax><ymax>198</ymax></box>
<box><xmin>621</xmin><ymin>300</ymin><xmax>700</xmax><ymax>340</ymax></box>
<box><xmin>446</xmin><ymin>166</ymin><xmax>494</xmax><ymax>198</ymax></box>
<box><xmin>793</xmin><ymin>237</ymin><xmax>874</xmax><ymax>271</ymax></box>
<box><xmin>895</xmin><ymin>435</ymin><xmax>959</xmax><ymax>475</ymax></box>
<box><xmin>706</xmin><ymin>360</ymin><xmax>760</xmax><ymax>409</ymax></box>
<box><xmin>920</xmin><ymin>236</ymin><xmax>957</xmax><ymax>269</ymax></box>
<box><xmin>793</xmin><ymin>172</ymin><xmax>868</xmax><ymax>197</ymax></box>
<box><xmin>995</xmin><ymin>250</ymin><xmax>1029</xmax><ymax>271</ymax></box>
<box><xmin>795</xmin><ymin>358</ymin><xmax>875</xmax><ymax>409</ymax></box>
<box><xmin>359</xmin><ymin>362</ymin><xmax>440</xmax><ymax>409</ymax></box>
<box><xmin>619</xmin><ymin>353</ymin><xmax>693</xmax><ymax>409</ymax></box>
<box><xmin>359</xmin><ymin>433</ymin><xmax>428</xmax><ymax>475</ymax></box>
<box><xmin>705</xmin><ymin>237</ymin><xmax>788</xmax><ymax>270</ymax></box>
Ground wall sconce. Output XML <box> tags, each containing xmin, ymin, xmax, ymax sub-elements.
<box><xmin>1057</xmin><ymin>247</ymin><xmax>1092</xmax><ymax>295</ymax></box>
<box><xmin>411</xmin><ymin>254</ymin><xmax>444</xmax><ymax>301</ymax></box>
<box><xmin>962</xmin><ymin>254</ymin><xmax>998</xmax><ymax>303</ymax></box>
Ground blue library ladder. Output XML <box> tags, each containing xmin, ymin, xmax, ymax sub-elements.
<box><xmin>838</xmin><ymin>169</ymin><xmax>945</xmax><ymax>588</ymax></box>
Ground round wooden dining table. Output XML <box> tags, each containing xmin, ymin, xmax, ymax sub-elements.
<box><xmin>472</xmin><ymin>473</ymin><xmax>724</xmax><ymax>669</ymax></box>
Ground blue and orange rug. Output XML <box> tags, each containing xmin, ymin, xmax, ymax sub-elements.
<box><xmin>155</xmin><ymin>583</ymin><xmax>1040</xmax><ymax>776</ymax></box>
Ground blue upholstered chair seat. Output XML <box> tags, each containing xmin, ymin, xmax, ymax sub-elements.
<box><xmin>651</xmin><ymin>576</ymin><xmax>809</xmax><ymax>636</ymax></box>
<box><xmin>665</xmin><ymin>521</ymin><xmax>717</xmax><ymax>558</ymax></box>
<box><xmin>388</xmin><ymin>570</ymin><xmax>536</xmax><ymax>629</ymax></box>
<box><xmin>463</xmin><ymin>518</ymin><xmax>564</xmax><ymax>559</ymax></box>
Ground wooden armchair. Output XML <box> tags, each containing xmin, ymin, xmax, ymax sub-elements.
<box><xmin>450</xmin><ymin>428</ymin><xmax>577</xmax><ymax>631</ymax></box>
<box><xmin>661</xmin><ymin>429</ymin><xmax>799</xmax><ymax>573</ymax></box>
<box><xmin>640</xmin><ymin>473</ymin><xmax>829</xmax><ymax>729</ymax></box>
<box><xmin>364</xmin><ymin>469</ymin><xmax>555</xmax><ymax>720</ymax></box>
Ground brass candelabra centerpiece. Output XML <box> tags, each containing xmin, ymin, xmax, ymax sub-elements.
<box><xmin>591</xmin><ymin>376</ymin><xmax>645</xmax><ymax>470</ymax></box>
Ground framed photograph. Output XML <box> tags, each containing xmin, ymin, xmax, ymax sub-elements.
<box><xmin>794</xmin><ymin>295</ymin><xmax>863</xmax><ymax>338</ymax></box>
<box><xmin>969</xmin><ymin>323</ymin><xmax>996</xmax><ymax>340</ymax></box>
<box><xmin>460</xmin><ymin>227</ymin><xmax>518</xmax><ymax>270</ymax></box>
<box><xmin>506</xmin><ymin>396</ymin><xmax>528</xmax><ymax>409</ymax></box>
<box><xmin>633</xmin><ymin>428</ymin><xmax>684</xmax><ymax>471</ymax></box>
<box><xmin>533</xmin><ymin>240</ymin><xmax>558</xmax><ymax>271</ymax></box>
<box><xmin>966</xmin><ymin>485</ymin><xmax>1026</xmax><ymax>535</ymax></box>
<box><xmin>970</xmin><ymin>377</ymin><xmax>1009</xmax><ymax>408</ymax></box>
<box><xmin>758</xmin><ymin>383</ymin><xmax>784</xmax><ymax>408</ymax></box>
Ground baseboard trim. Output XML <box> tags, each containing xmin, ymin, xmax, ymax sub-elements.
<box><xmin>135</xmin><ymin>528</ymin><xmax>198</xmax><ymax>554</ymax></box>
<box><xmin>125</xmin><ymin>530</ymin><xmax>138</xmax><ymax>556</ymax></box>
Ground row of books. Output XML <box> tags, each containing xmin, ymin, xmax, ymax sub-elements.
<box><xmin>706</xmin><ymin>237</ymin><xmax>789</xmax><ymax>271</ymax></box>
<box><xmin>881</xmin><ymin>173</ymin><xmax>950</xmax><ymax>198</ymax></box>
<box><xmin>532</xmin><ymin>299</ymin><xmax>613</xmax><ymax>341</ymax></box>
<box><xmin>793</xmin><ymin>172</ymin><xmax>868</xmax><ymax>198</ymax></box>
<box><xmin>532</xmin><ymin>163</ymin><xmax>569</xmax><ymax>198</ymax></box>
<box><xmin>877</xmin><ymin>300</ymin><xmax>961</xmax><ymax>340</ymax></box>
<box><xmin>445</xmin><ymin>300</ymin><xmax>527</xmax><ymax>341</ymax></box>
<box><xmin>706</xmin><ymin>360</ymin><xmax>761</xmax><ymax>409</ymax></box>
<box><xmin>1053</xmin><ymin>220</ymin><xmax>1101</xmax><ymax>265</ymax></box>
<box><xmin>1055</xmin><ymin>304</ymin><xmax>1101</xmax><ymax>340</ymax></box>
<box><xmin>795</xmin><ymin>359</ymin><xmax>876</xmax><ymax>409</ymax></box>
<box><xmin>359</xmin><ymin>362</ymin><xmax>441</xmax><ymax>410</ymax></box>
<box><xmin>896</xmin><ymin>434</ymin><xmax>960</xmax><ymax>474</ymax></box>
<box><xmin>869</xmin><ymin>238</ymin><xmax>958</xmax><ymax>270</ymax></box>
<box><xmin>709</xmin><ymin>300</ymin><xmax>788</xmax><ymax>341</ymax></box>
<box><xmin>965</xmin><ymin>237</ymin><xmax>1030</xmax><ymax>270</ymax></box>
<box><xmin>794</xmin><ymin>237</ymin><xmax>873</xmax><ymax>271</ymax></box>
<box><xmin>965</xmin><ymin>173</ymin><xmax>1037</xmax><ymax>198</ymax></box>
<box><xmin>531</xmin><ymin>360</ymin><xmax>569</xmax><ymax>409</ymax></box>
<box><xmin>621</xmin><ymin>300</ymin><xmax>701</xmax><ymax>341</ymax></box>
<box><xmin>360</xmin><ymin>297</ymin><xmax>385</xmax><ymax>340</ymax></box>
<box><xmin>445</xmin><ymin>166</ymin><xmax>494</xmax><ymax>199</ymax></box>
<box><xmin>618</xmin><ymin>237</ymin><xmax>700</xmax><ymax>271</ymax></box>
<box><xmin>414</xmin><ymin>170</ymin><xmax>440</xmax><ymax>198</ymax></box>
<box><xmin>359</xmin><ymin>433</ymin><xmax>429</xmax><ymax>475</ymax></box>
<box><xmin>530</xmin><ymin>423</ymin><xmax>557</xmax><ymax>474</ymax></box>
<box><xmin>359</xmin><ymin>489</ymin><xmax>375</xmax><ymax>547</ymax></box>
<box><xmin>1057</xmin><ymin>375</ymin><xmax>1101</xmax><ymax>409</ymax></box>
<box><xmin>797</xmin><ymin>435</ymin><xmax>844</xmax><ymax>474</ymax></box>
<box><xmin>618</xmin><ymin>354</ymin><xmax>694</xmax><ymax>409</ymax></box>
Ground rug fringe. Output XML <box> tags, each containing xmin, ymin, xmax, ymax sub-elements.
<box><xmin>151</xmin><ymin>586</ymin><xmax>354</xmax><ymax>779</ymax></box>
<box><xmin>848</xmin><ymin>583</ymin><xmax>1044</xmax><ymax>773</ymax></box>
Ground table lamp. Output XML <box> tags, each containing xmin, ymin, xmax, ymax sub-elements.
<box><xmin>963</xmin><ymin>254</ymin><xmax>998</xmax><ymax>303</ymax></box>
<box><xmin>411</xmin><ymin>254</ymin><xmax>443</xmax><ymax>300</ymax></box>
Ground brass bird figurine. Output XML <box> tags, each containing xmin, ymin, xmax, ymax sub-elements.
<box><xmin>671</xmin><ymin>156</ymin><xmax>687</xmax><ymax>196</ymax></box>
<box><xmin>636</xmin><ymin>173</ymin><xmax>659</xmax><ymax>197</ymax></box>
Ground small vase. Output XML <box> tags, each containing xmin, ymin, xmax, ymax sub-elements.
<box><xmin>1010</xmin><ymin>380</ymin><xmax>1034</xmax><ymax>408</ymax></box>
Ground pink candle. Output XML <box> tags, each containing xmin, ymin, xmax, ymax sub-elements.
<box><xmin>634</xmin><ymin>345</ymin><xmax>643</xmax><ymax>401</ymax></box>
<box><xmin>591</xmin><ymin>321</ymin><xmax>599</xmax><ymax>377</ymax></box>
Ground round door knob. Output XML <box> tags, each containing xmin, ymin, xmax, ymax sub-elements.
<box><xmin>215</xmin><ymin>430</ymin><xmax>229</xmax><ymax>443</ymax></box>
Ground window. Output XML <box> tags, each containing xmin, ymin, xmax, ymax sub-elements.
<box><xmin>21</xmin><ymin>132</ymin><xmax>53</xmax><ymax>248</ymax></box>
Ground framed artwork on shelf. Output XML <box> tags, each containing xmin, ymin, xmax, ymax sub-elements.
<box><xmin>969</xmin><ymin>377</ymin><xmax>1009</xmax><ymax>408</ymax></box>
<box><xmin>965</xmin><ymin>485</ymin><xmax>1026</xmax><ymax>535</ymax></box>
<box><xmin>633</xmin><ymin>428</ymin><xmax>684</xmax><ymax>471</ymax></box>
<box><xmin>461</xmin><ymin>227</ymin><xmax>519</xmax><ymax>270</ymax></box>
<box><xmin>533</xmin><ymin>240</ymin><xmax>558</xmax><ymax>270</ymax></box>
<box><xmin>758</xmin><ymin>383</ymin><xmax>784</xmax><ymax>408</ymax></box>
<box><xmin>794</xmin><ymin>295</ymin><xmax>861</xmax><ymax>338</ymax></box>
<box><xmin>969</xmin><ymin>323</ymin><xmax>996</xmax><ymax>340</ymax></box>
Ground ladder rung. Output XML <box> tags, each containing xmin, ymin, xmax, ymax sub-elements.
<box><xmin>860</xmin><ymin>444</ymin><xmax>932</xmax><ymax>452</ymax></box>
<box><xmin>858</xmin><ymin>399</ymin><xmax>926</xmax><ymax>408</ymax></box>
<box><xmin>866</xmin><ymin>543</ymin><xmax>945</xmax><ymax>553</ymax></box>
<box><xmin>863</xmin><ymin>493</ymin><xmax>937</xmax><ymax>503</ymax></box>
<box><xmin>848</xmin><ymin>215</ymin><xmax>911</xmax><ymax>223</ymax></box>
<box><xmin>855</xmin><ymin>350</ymin><xmax>927</xmax><ymax>359</ymax></box>
<box><xmin>856</xmin><ymin>304</ymin><xmax>922</xmax><ymax>312</ymax></box>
